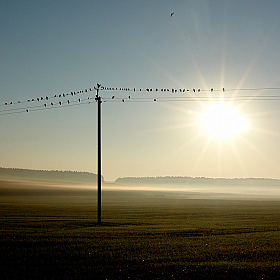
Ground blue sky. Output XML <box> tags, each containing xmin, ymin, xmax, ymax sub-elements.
<box><xmin>0</xmin><ymin>1</ymin><xmax>279</xmax><ymax>181</ymax></box>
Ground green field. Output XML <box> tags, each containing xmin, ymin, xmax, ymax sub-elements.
<box><xmin>0</xmin><ymin>182</ymin><xmax>280</xmax><ymax>279</ymax></box>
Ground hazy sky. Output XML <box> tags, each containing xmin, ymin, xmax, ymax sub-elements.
<box><xmin>1</xmin><ymin>1</ymin><xmax>279</xmax><ymax>181</ymax></box>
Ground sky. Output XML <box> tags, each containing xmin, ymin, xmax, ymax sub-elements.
<box><xmin>0</xmin><ymin>0</ymin><xmax>279</xmax><ymax>182</ymax></box>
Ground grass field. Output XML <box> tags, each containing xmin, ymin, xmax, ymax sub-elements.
<box><xmin>0</xmin><ymin>181</ymin><xmax>280</xmax><ymax>279</ymax></box>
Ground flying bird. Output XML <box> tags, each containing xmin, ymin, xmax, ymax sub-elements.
<box><xmin>171</xmin><ymin>12</ymin><xmax>174</xmax><ymax>17</ymax></box>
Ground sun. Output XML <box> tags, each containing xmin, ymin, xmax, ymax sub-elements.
<box><xmin>200</xmin><ymin>102</ymin><xmax>249</xmax><ymax>139</ymax></box>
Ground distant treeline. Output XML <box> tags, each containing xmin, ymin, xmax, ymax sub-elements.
<box><xmin>115</xmin><ymin>176</ymin><xmax>280</xmax><ymax>187</ymax></box>
<box><xmin>0</xmin><ymin>167</ymin><xmax>103</xmax><ymax>184</ymax></box>
<box><xmin>1</xmin><ymin>168</ymin><xmax>280</xmax><ymax>187</ymax></box>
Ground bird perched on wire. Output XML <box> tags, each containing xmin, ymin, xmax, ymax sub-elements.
<box><xmin>171</xmin><ymin>12</ymin><xmax>174</xmax><ymax>17</ymax></box>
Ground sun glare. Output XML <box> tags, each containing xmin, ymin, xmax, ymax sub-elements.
<box><xmin>200</xmin><ymin>102</ymin><xmax>249</xmax><ymax>139</ymax></box>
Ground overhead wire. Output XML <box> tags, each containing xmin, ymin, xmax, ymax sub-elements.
<box><xmin>0</xmin><ymin>86</ymin><xmax>279</xmax><ymax>116</ymax></box>
<box><xmin>103</xmin><ymin>95</ymin><xmax>279</xmax><ymax>102</ymax></box>
<box><xmin>0</xmin><ymin>97</ymin><xmax>95</xmax><ymax>116</ymax></box>
<box><xmin>0</xmin><ymin>87</ymin><xmax>95</xmax><ymax>108</ymax></box>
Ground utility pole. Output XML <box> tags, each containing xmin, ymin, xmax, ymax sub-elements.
<box><xmin>95</xmin><ymin>83</ymin><xmax>102</xmax><ymax>225</ymax></box>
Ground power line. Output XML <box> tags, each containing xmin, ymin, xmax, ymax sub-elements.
<box><xmin>103</xmin><ymin>95</ymin><xmax>279</xmax><ymax>102</ymax></box>
<box><xmin>0</xmin><ymin>86</ymin><xmax>279</xmax><ymax>116</ymax></box>
<box><xmin>101</xmin><ymin>86</ymin><xmax>280</xmax><ymax>93</ymax></box>
<box><xmin>0</xmin><ymin>87</ymin><xmax>95</xmax><ymax>108</ymax></box>
<box><xmin>1</xmin><ymin>86</ymin><xmax>279</xmax><ymax>107</ymax></box>
<box><xmin>0</xmin><ymin>97</ymin><xmax>95</xmax><ymax>116</ymax></box>
<box><xmin>0</xmin><ymin>95</ymin><xmax>278</xmax><ymax>116</ymax></box>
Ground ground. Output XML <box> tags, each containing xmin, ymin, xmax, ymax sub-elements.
<box><xmin>0</xmin><ymin>181</ymin><xmax>280</xmax><ymax>279</ymax></box>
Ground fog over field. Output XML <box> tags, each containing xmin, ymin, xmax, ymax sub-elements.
<box><xmin>1</xmin><ymin>168</ymin><xmax>280</xmax><ymax>200</ymax></box>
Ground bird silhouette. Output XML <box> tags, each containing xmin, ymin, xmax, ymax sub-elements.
<box><xmin>171</xmin><ymin>12</ymin><xmax>174</xmax><ymax>17</ymax></box>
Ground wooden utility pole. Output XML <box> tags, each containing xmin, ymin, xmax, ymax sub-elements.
<box><xmin>95</xmin><ymin>83</ymin><xmax>102</xmax><ymax>224</ymax></box>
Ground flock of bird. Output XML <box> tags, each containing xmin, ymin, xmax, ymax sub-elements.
<box><xmin>0</xmin><ymin>85</ymin><xmax>278</xmax><ymax>116</ymax></box>
<box><xmin>1</xmin><ymin>86</ymin><xmax>227</xmax><ymax>108</ymax></box>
